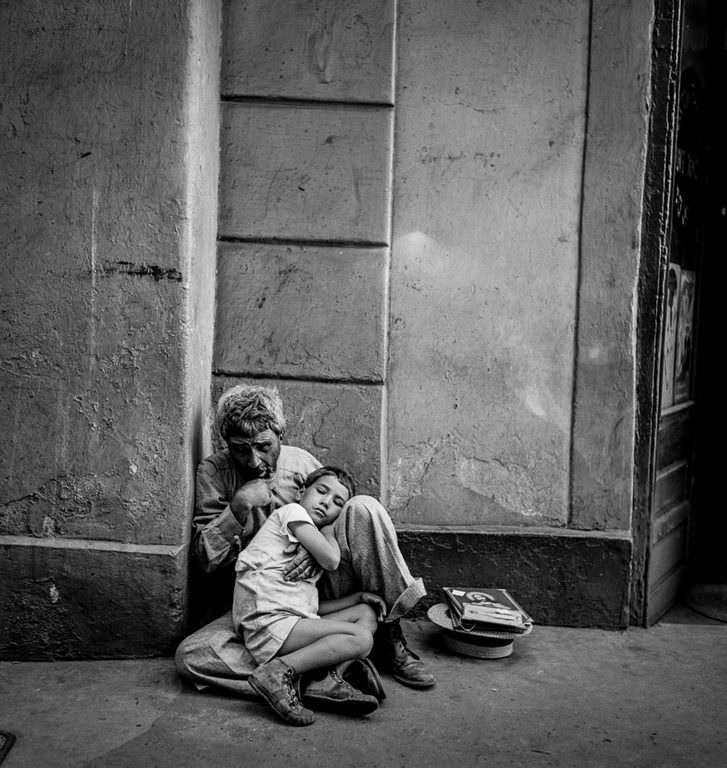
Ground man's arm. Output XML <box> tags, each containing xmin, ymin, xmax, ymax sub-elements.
<box><xmin>319</xmin><ymin>591</ymin><xmax>387</xmax><ymax>620</ymax></box>
<box><xmin>192</xmin><ymin>459</ymin><xmax>271</xmax><ymax>573</ymax></box>
<box><xmin>192</xmin><ymin>444</ymin><xmax>322</xmax><ymax>575</ymax></box>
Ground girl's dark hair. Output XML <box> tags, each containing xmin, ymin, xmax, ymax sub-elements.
<box><xmin>305</xmin><ymin>465</ymin><xmax>356</xmax><ymax>500</ymax></box>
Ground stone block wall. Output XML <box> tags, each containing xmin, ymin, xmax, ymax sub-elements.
<box><xmin>0</xmin><ymin>0</ymin><xmax>660</xmax><ymax>657</ymax></box>
<box><xmin>213</xmin><ymin>0</ymin><xmax>654</xmax><ymax>628</ymax></box>
<box><xmin>0</xmin><ymin>0</ymin><xmax>221</xmax><ymax>659</ymax></box>
<box><xmin>214</xmin><ymin>0</ymin><xmax>396</xmax><ymax>498</ymax></box>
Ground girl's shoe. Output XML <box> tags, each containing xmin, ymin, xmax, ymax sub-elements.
<box><xmin>248</xmin><ymin>659</ymin><xmax>315</xmax><ymax>726</ymax></box>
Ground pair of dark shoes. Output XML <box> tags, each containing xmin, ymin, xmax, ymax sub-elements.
<box><xmin>302</xmin><ymin>615</ymin><xmax>438</xmax><ymax>706</ymax></box>
<box><xmin>249</xmin><ymin>658</ymin><xmax>383</xmax><ymax>726</ymax></box>
<box><xmin>248</xmin><ymin>621</ymin><xmax>434</xmax><ymax>726</ymax></box>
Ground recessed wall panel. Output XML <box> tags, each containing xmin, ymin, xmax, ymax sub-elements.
<box><xmin>388</xmin><ymin>0</ymin><xmax>589</xmax><ymax>526</ymax></box>
<box><xmin>214</xmin><ymin>243</ymin><xmax>387</xmax><ymax>381</ymax></box>
<box><xmin>222</xmin><ymin>0</ymin><xmax>395</xmax><ymax>103</ymax></box>
<box><xmin>213</xmin><ymin>376</ymin><xmax>382</xmax><ymax>497</ymax></box>
<box><xmin>219</xmin><ymin>103</ymin><xmax>392</xmax><ymax>242</ymax></box>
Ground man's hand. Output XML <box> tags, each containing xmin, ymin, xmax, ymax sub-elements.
<box><xmin>229</xmin><ymin>478</ymin><xmax>272</xmax><ymax>526</ymax></box>
<box><xmin>283</xmin><ymin>546</ymin><xmax>320</xmax><ymax>582</ymax></box>
<box><xmin>360</xmin><ymin>591</ymin><xmax>387</xmax><ymax>622</ymax></box>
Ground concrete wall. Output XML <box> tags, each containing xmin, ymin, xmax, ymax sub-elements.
<box><xmin>0</xmin><ymin>0</ymin><xmax>657</xmax><ymax>653</ymax></box>
<box><xmin>214</xmin><ymin>0</ymin><xmax>653</xmax><ymax>627</ymax></box>
<box><xmin>390</xmin><ymin>0</ymin><xmax>652</xmax><ymax>536</ymax></box>
<box><xmin>0</xmin><ymin>0</ymin><xmax>220</xmax><ymax>659</ymax></box>
<box><xmin>389</xmin><ymin>0</ymin><xmax>587</xmax><ymax>527</ymax></box>
<box><xmin>214</xmin><ymin>0</ymin><xmax>396</xmax><ymax>498</ymax></box>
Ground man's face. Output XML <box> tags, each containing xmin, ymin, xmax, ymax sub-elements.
<box><xmin>300</xmin><ymin>474</ymin><xmax>350</xmax><ymax>528</ymax></box>
<box><xmin>227</xmin><ymin>428</ymin><xmax>281</xmax><ymax>480</ymax></box>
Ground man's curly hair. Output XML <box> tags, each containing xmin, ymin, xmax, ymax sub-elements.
<box><xmin>216</xmin><ymin>385</ymin><xmax>286</xmax><ymax>441</ymax></box>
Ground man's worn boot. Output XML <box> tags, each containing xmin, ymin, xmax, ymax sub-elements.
<box><xmin>248</xmin><ymin>658</ymin><xmax>315</xmax><ymax>726</ymax></box>
<box><xmin>377</xmin><ymin>619</ymin><xmax>436</xmax><ymax>689</ymax></box>
<box><xmin>302</xmin><ymin>668</ymin><xmax>379</xmax><ymax>715</ymax></box>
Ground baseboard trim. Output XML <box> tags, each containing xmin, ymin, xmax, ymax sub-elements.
<box><xmin>397</xmin><ymin>527</ymin><xmax>632</xmax><ymax>629</ymax></box>
<box><xmin>0</xmin><ymin>538</ymin><xmax>188</xmax><ymax>660</ymax></box>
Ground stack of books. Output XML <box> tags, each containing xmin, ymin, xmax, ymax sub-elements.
<box><xmin>428</xmin><ymin>587</ymin><xmax>533</xmax><ymax>659</ymax></box>
<box><xmin>441</xmin><ymin>587</ymin><xmax>533</xmax><ymax>634</ymax></box>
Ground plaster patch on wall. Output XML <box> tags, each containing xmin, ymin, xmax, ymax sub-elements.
<box><xmin>390</xmin><ymin>434</ymin><xmax>568</xmax><ymax>526</ymax></box>
<box><xmin>41</xmin><ymin>516</ymin><xmax>57</xmax><ymax>537</ymax></box>
<box><xmin>0</xmin><ymin>468</ymin><xmax>164</xmax><ymax>541</ymax></box>
<box><xmin>388</xmin><ymin>441</ymin><xmax>439</xmax><ymax>512</ymax></box>
<box><xmin>2</xmin><ymin>348</ymin><xmax>64</xmax><ymax>381</ymax></box>
<box><xmin>306</xmin><ymin>14</ymin><xmax>334</xmax><ymax>84</ymax></box>
<box><xmin>305</xmin><ymin>4</ymin><xmax>378</xmax><ymax>85</ymax></box>
<box><xmin>293</xmin><ymin>399</ymin><xmax>335</xmax><ymax>454</ymax></box>
<box><xmin>0</xmin><ymin>474</ymin><xmax>103</xmax><ymax>534</ymax></box>
<box><xmin>72</xmin><ymin>394</ymin><xmax>101</xmax><ymax>432</ymax></box>
<box><xmin>458</xmin><ymin>454</ymin><xmax>550</xmax><ymax>518</ymax></box>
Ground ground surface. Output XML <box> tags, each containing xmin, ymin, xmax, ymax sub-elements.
<box><xmin>1</xmin><ymin>608</ymin><xmax>725</xmax><ymax>768</ymax></box>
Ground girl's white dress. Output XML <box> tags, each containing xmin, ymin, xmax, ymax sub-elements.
<box><xmin>232</xmin><ymin>502</ymin><xmax>321</xmax><ymax>664</ymax></box>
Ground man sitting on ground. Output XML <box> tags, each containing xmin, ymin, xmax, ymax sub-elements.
<box><xmin>175</xmin><ymin>384</ymin><xmax>435</xmax><ymax>699</ymax></box>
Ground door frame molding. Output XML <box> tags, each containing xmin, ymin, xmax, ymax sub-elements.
<box><xmin>632</xmin><ymin>0</ymin><xmax>684</xmax><ymax>626</ymax></box>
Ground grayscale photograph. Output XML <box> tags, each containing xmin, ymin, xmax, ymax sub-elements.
<box><xmin>1</xmin><ymin>1</ymin><xmax>726</xmax><ymax>766</ymax></box>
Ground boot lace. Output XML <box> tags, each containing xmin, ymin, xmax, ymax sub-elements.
<box><xmin>386</xmin><ymin>620</ymin><xmax>421</xmax><ymax>660</ymax></box>
<box><xmin>283</xmin><ymin>668</ymin><xmax>303</xmax><ymax>709</ymax></box>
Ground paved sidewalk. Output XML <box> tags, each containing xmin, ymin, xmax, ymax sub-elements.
<box><xmin>1</xmin><ymin>608</ymin><xmax>726</xmax><ymax>768</ymax></box>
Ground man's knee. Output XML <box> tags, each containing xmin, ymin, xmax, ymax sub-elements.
<box><xmin>346</xmin><ymin>494</ymin><xmax>382</xmax><ymax>511</ymax></box>
<box><xmin>174</xmin><ymin>640</ymin><xmax>192</xmax><ymax>678</ymax></box>
<box><xmin>174</xmin><ymin>634</ymin><xmax>199</xmax><ymax>678</ymax></box>
<box><xmin>342</xmin><ymin>495</ymin><xmax>389</xmax><ymax>525</ymax></box>
<box><xmin>173</xmin><ymin>616</ymin><xmax>232</xmax><ymax>679</ymax></box>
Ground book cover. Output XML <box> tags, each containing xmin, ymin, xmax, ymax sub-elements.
<box><xmin>442</xmin><ymin>587</ymin><xmax>532</xmax><ymax>633</ymax></box>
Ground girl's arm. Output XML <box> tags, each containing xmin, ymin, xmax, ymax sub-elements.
<box><xmin>287</xmin><ymin>521</ymin><xmax>340</xmax><ymax>571</ymax></box>
<box><xmin>319</xmin><ymin>591</ymin><xmax>387</xmax><ymax>621</ymax></box>
<box><xmin>318</xmin><ymin>592</ymin><xmax>362</xmax><ymax>615</ymax></box>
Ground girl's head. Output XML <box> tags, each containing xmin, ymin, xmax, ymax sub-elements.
<box><xmin>300</xmin><ymin>466</ymin><xmax>356</xmax><ymax>527</ymax></box>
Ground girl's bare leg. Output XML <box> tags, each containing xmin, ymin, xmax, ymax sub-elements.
<box><xmin>322</xmin><ymin>603</ymin><xmax>379</xmax><ymax>634</ymax></box>
<box><xmin>278</xmin><ymin>617</ymin><xmax>373</xmax><ymax>675</ymax></box>
<box><xmin>317</xmin><ymin>604</ymin><xmax>379</xmax><ymax>674</ymax></box>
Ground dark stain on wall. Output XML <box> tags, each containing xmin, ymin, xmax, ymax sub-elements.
<box><xmin>99</xmin><ymin>262</ymin><xmax>183</xmax><ymax>282</ymax></box>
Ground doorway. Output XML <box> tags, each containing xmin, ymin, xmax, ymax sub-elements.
<box><xmin>685</xmin><ymin>0</ymin><xmax>727</xmax><ymax>620</ymax></box>
<box><xmin>640</xmin><ymin>0</ymin><xmax>726</xmax><ymax>626</ymax></box>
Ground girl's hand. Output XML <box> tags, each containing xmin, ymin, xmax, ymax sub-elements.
<box><xmin>360</xmin><ymin>592</ymin><xmax>387</xmax><ymax>621</ymax></box>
